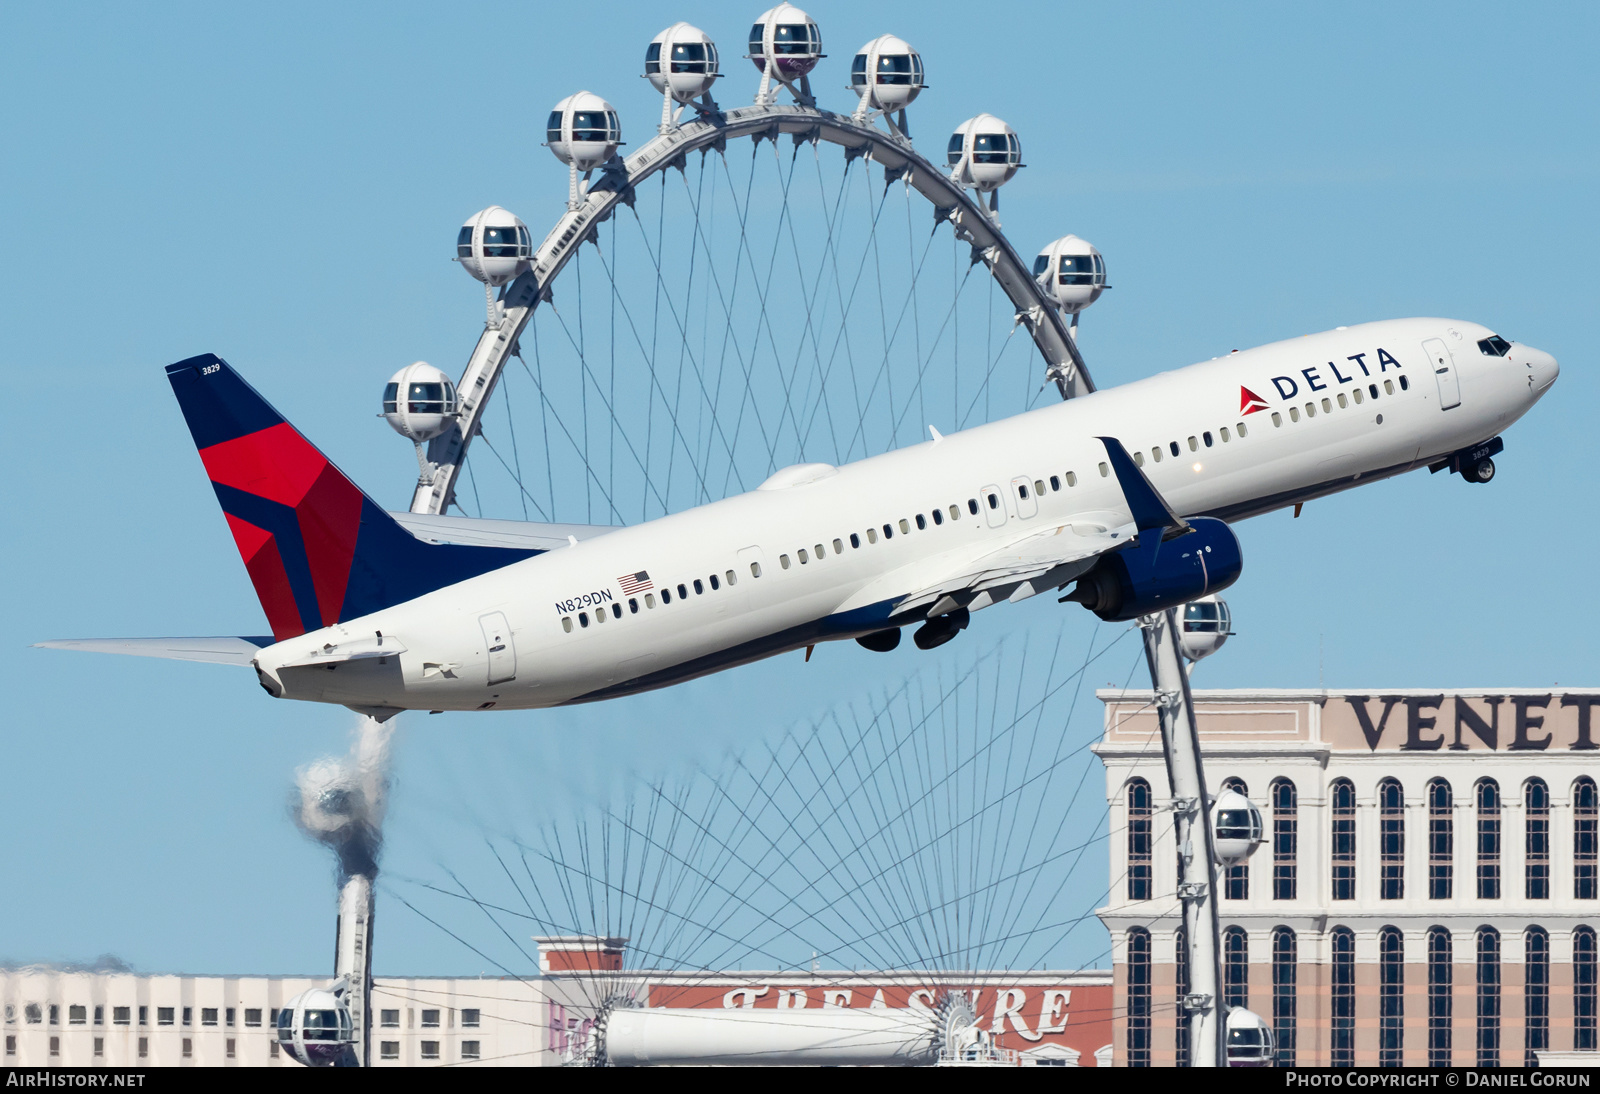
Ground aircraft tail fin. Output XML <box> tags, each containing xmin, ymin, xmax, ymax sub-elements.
<box><xmin>166</xmin><ymin>354</ymin><xmax>536</xmax><ymax>641</ymax></box>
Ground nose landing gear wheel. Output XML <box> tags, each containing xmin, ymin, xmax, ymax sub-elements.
<box><xmin>1468</xmin><ymin>456</ymin><xmax>1496</xmax><ymax>483</ymax></box>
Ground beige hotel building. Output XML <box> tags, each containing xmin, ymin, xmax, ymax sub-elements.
<box><xmin>1096</xmin><ymin>688</ymin><xmax>1600</xmax><ymax>1067</ymax></box>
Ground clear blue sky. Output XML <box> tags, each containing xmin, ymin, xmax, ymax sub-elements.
<box><xmin>1</xmin><ymin>1</ymin><xmax>1594</xmax><ymax>976</ymax></box>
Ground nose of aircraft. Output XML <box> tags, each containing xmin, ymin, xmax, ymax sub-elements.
<box><xmin>1520</xmin><ymin>344</ymin><xmax>1560</xmax><ymax>395</ymax></box>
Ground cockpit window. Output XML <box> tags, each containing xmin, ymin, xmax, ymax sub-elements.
<box><xmin>1478</xmin><ymin>335</ymin><xmax>1512</xmax><ymax>357</ymax></box>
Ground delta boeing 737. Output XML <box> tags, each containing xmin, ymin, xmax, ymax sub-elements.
<box><xmin>41</xmin><ymin>318</ymin><xmax>1556</xmax><ymax>720</ymax></box>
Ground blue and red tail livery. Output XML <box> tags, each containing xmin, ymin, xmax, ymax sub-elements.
<box><xmin>166</xmin><ymin>354</ymin><xmax>535</xmax><ymax>641</ymax></box>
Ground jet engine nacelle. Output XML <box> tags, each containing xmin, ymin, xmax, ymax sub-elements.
<box><xmin>1065</xmin><ymin>517</ymin><xmax>1242</xmax><ymax>623</ymax></box>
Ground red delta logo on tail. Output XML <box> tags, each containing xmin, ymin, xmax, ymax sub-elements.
<box><xmin>1239</xmin><ymin>386</ymin><xmax>1270</xmax><ymax>415</ymax></box>
<box><xmin>166</xmin><ymin>354</ymin><xmax>538</xmax><ymax>645</ymax></box>
<box><xmin>200</xmin><ymin>423</ymin><xmax>364</xmax><ymax>641</ymax></box>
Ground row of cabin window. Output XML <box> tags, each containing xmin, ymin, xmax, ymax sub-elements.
<box><xmin>773</xmin><ymin>472</ymin><xmax>1098</xmax><ymax>572</ymax></box>
<box><xmin>1126</xmin><ymin>774</ymin><xmax>1600</xmax><ymax>903</ymax></box>
<box><xmin>1270</xmin><ymin>375</ymin><xmax>1409</xmax><ymax>428</ymax></box>
<box><xmin>777</xmin><ymin>501</ymin><xmax>968</xmax><ymax>569</ymax></box>
<box><xmin>561</xmin><ymin>570</ymin><xmax>748</xmax><ymax>632</ymax></box>
<box><xmin>1133</xmin><ymin>923</ymin><xmax>1582</xmax><ymax>1067</ymax></box>
<box><xmin>1130</xmin><ymin>421</ymin><xmax>1252</xmax><ymax>470</ymax></box>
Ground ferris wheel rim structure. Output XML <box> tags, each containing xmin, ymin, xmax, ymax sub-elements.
<box><xmin>410</xmin><ymin>100</ymin><xmax>1096</xmax><ymax>518</ymax></box>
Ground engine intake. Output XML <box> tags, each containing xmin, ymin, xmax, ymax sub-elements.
<box><xmin>1063</xmin><ymin>516</ymin><xmax>1242</xmax><ymax>622</ymax></box>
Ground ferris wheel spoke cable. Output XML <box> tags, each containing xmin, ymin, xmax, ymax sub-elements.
<box><xmin>979</xmin><ymin>630</ymin><xmax>1101</xmax><ymax>968</ymax></box>
<box><xmin>397</xmin><ymin>633</ymin><xmax>1157</xmax><ymax>1016</ymax></box>
<box><xmin>887</xmin><ymin>258</ymin><xmax>975</xmax><ymax>443</ymax></box>
<box><xmin>698</xmin><ymin>149</ymin><xmax>773</xmax><ymax>494</ymax></box>
<box><xmin>537</xmin><ymin>296</ymin><xmax>678</xmax><ymax>522</ymax></box>
<box><xmin>740</xmin><ymin>145</ymin><xmax>816</xmax><ymax>476</ymax></box>
<box><xmin>842</xmin><ymin>196</ymin><xmax>942</xmax><ymax>460</ymax></box>
<box><xmin>903</xmin><ymin>182</ymin><xmax>928</xmax><ymax>446</ymax></box>
<box><xmin>958</xmin><ymin>320</ymin><xmax>1023</xmax><ymax>430</ymax></box>
<box><xmin>602</xmin><ymin>163</ymin><xmax>751</xmax><ymax>502</ymax></box>
<box><xmin>792</xmin><ymin>164</ymin><xmax>892</xmax><ymax>461</ymax></box>
<box><xmin>764</xmin><ymin>153</ymin><xmax>842</xmax><ymax>468</ymax></box>
<box><xmin>496</xmin><ymin>367</ymin><xmax>534</xmax><ymax>521</ymax></box>
<box><xmin>527</xmin><ymin>321</ymin><xmax>558</xmax><ymax>520</ymax></box>
<box><xmin>707</xmin><ymin>145</ymin><xmax>810</xmax><ymax>492</ymax></box>
<box><xmin>443</xmin><ymin>863</ymin><xmax>545</xmax><ymax>971</ymax></box>
<box><xmin>470</xmin><ymin>430</ymin><xmax>551</xmax><ymax>524</ymax></box>
<box><xmin>977</xmin><ymin>632</ymin><xmax>1078</xmax><ymax>969</ymax></box>
<box><xmin>780</xmin><ymin>153</ymin><xmax>858</xmax><ymax>465</ymax></box>
<box><xmin>681</xmin><ymin>639</ymin><xmax>1120</xmax><ymax>972</ymax></box>
<box><xmin>765</xmin><ymin>142</ymin><xmax>871</xmax><ymax>472</ymax></box>
<box><xmin>587</xmin><ymin>239</ymin><xmax>723</xmax><ymax>509</ymax></box>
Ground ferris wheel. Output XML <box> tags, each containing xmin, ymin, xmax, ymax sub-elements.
<box><xmin>359</xmin><ymin>6</ymin><xmax>1264</xmax><ymax>1070</ymax></box>
<box><xmin>378</xmin><ymin>5</ymin><xmax>1108</xmax><ymax>528</ymax></box>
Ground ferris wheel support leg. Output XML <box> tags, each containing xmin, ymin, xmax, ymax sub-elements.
<box><xmin>1138</xmin><ymin>608</ymin><xmax>1224</xmax><ymax>1067</ymax></box>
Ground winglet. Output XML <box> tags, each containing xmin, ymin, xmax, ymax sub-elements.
<box><xmin>1095</xmin><ymin>437</ymin><xmax>1192</xmax><ymax>540</ymax></box>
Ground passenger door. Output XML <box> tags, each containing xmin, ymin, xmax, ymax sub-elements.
<box><xmin>980</xmin><ymin>484</ymin><xmax>1008</xmax><ymax>528</ymax></box>
<box><xmin>480</xmin><ymin>611</ymin><xmax>516</xmax><ymax>685</ymax></box>
<box><xmin>1422</xmin><ymin>338</ymin><xmax>1461</xmax><ymax>410</ymax></box>
<box><xmin>1011</xmin><ymin>476</ymin><xmax>1039</xmax><ymax>519</ymax></box>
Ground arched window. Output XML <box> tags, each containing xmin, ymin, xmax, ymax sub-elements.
<box><xmin>1477</xmin><ymin>926</ymin><xmax>1501</xmax><ymax>1066</ymax></box>
<box><xmin>1222</xmin><ymin>777</ymin><xmax>1249</xmax><ymax>900</ymax></box>
<box><xmin>1175</xmin><ymin>926</ymin><xmax>1190</xmax><ymax>1068</ymax></box>
<box><xmin>1428</xmin><ymin>926</ymin><xmax>1453</xmax><ymax>1067</ymax></box>
<box><xmin>1271</xmin><ymin>927</ymin><xmax>1296</xmax><ymax>1067</ymax></box>
<box><xmin>1380</xmin><ymin>926</ymin><xmax>1405</xmax><ymax>1066</ymax></box>
<box><xmin>1477</xmin><ymin>779</ymin><xmax>1502</xmax><ymax>900</ymax></box>
<box><xmin>1331</xmin><ymin>927</ymin><xmax>1356</xmax><ymax>1067</ymax></box>
<box><xmin>1331</xmin><ymin>779</ymin><xmax>1356</xmax><ymax>901</ymax></box>
<box><xmin>1527</xmin><ymin>778</ymin><xmax>1550</xmax><ymax>900</ymax></box>
<box><xmin>1272</xmin><ymin>779</ymin><xmax>1297</xmax><ymax>901</ymax></box>
<box><xmin>1380</xmin><ymin>778</ymin><xmax>1405</xmax><ymax>900</ymax></box>
<box><xmin>1428</xmin><ymin>778</ymin><xmax>1453</xmax><ymax>900</ymax></box>
<box><xmin>1126</xmin><ymin>928</ymin><xmax>1151</xmax><ymax>1067</ymax></box>
<box><xmin>1577</xmin><ymin>778</ymin><xmax>1598</xmax><ymax>901</ymax></box>
<box><xmin>1127</xmin><ymin>778</ymin><xmax>1152</xmax><ymax>900</ymax></box>
<box><xmin>1526</xmin><ymin>927</ymin><xmax>1550</xmax><ymax>1067</ymax></box>
<box><xmin>1577</xmin><ymin>927</ymin><xmax>1598</xmax><ymax>1051</ymax></box>
<box><xmin>1224</xmin><ymin>926</ymin><xmax>1249</xmax><ymax>1010</ymax></box>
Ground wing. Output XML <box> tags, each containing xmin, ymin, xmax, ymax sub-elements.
<box><xmin>389</xmin><ymin>512</ymin><xmax>619</xmax><ymax>551</ymax></box>
<box><xmin>888</xmin><ymin>437</ymin><xmax>1194</xmax><ymax>617</ymax></box>
<box><xmin>892</xmin><ymin>521</ymin><xmax>1130</xmax><ymax>616</ymax></box>
<box><xmin>34</xmin><ymin>636</ymin><xmax>274</xmax><ymax>666</ymax></box>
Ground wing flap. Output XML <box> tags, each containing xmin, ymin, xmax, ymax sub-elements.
<box><xmin>892</xmin><ymin>523</ymin><xmax>1128</xmax><ymax>615</ymax></box>
<box><xmin>34</xmin><ymin>636</ymin><xmax>273</xmax><ymax>666</ymax></box>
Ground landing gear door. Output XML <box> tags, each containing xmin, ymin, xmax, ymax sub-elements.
<box><xmin>980</xmin><ymin>484</ymin><xmax>1008</xmax><ymax>528</ymax></box>
<box><xmin>1423</xmin><ymin>337</ymin><xmax>1461</xmax><ymax>410</ymax></box>
<box><xmin>480</xmin><ymin>611</ymin><xmax>516</xmax><ymax>686</ymax></box>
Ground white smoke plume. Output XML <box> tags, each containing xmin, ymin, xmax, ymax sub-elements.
<box><xmin>293</xmin><ymin>716</ymin><xmax>395</xmax><ymax>881</ymax></box>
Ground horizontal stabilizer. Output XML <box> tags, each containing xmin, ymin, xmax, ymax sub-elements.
<box><xmin>278</xmin><ymin>632</ymin><xmax>407</xmax><ymax>668</ymax></box>
<box><xmin>389</xmin><ymin>512</ymin><xmax>618</xmax><ymax>551</ymax></box>
<box><xmin>35</xmin><ymin>636</ymin><xmax>273</xmax><ymax>666</ymax></box>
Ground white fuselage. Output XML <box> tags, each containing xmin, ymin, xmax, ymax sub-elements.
<box><xmin>253</xmin><ymin>318</ymin><xmax>1557</xmax><ymax>714</ymax></box>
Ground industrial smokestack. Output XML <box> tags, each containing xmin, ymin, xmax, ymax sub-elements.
<box><xmin>292</xmin><ymin>715</ymin><xmax>394</xmax><ymax>1066</ymax></box>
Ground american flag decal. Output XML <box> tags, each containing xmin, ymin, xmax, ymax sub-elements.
<box><xmin>618</xmin><ymin>571</ymin><xmax>653</xmax><ymax>595</ymax></box>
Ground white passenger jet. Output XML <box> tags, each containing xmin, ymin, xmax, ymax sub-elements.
<box><xmin>41</xmin><ymin>318</ymin><xmax>1556</xmax><ymax>720</ymax></box>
